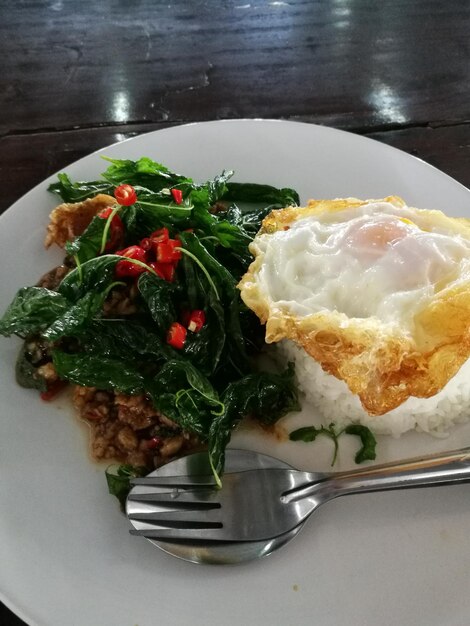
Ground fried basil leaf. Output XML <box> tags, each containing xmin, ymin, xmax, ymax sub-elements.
<box><xmin>0</xmin><ymin>287</ymin><xmax>69</xmax><ymax>337</ymax></box>
<box><xmin>105</xmin><ymin>464</ymin><xmax>147</xmax><ymax>509</ymax></box>
<box><xmin>48</xmin><ymin>173</ymin><xmax>113</xmax><ymax>202</ymax></box>
<box><xmin>58</xmin><ymin>255</ymin><xmax>120</xmax><ymax>301</ymax></box>
<box><xmin>52</xmin><ymin>350</ymin><xmax>145</xmax><ymax>394</ymax></box>
<box><xmin>345</xmin><ymin>424</ymin><xmax>377</xmax><ymax>463</ymax></box>
<box><xmin>65</xmin><ymin>214</ymin><xmax>108</xmax><ymax>264</ymax></box>
<box><xmin>208</xmin><ymin>365</ymin><xmax>300</xmax><ymax>481</ymax></box>
<box><xmin>148</xmin><ymin>360</ymin><xmax>223</xmax><ymax>437</ymax></box>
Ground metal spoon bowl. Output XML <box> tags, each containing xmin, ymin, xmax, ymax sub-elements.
<box><xmin>127</xmin><ymin>449</ymin><xmax>304</xmax><ymax>564</ymax></box>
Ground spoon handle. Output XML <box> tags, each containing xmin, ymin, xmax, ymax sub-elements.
<box><xmin>326</xmin><ymin>446</ymin><xmax>470</xmax><ymax>498</ymax></box>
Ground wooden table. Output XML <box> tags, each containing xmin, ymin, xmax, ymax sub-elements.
<box><xmin>1</xmin><ymin>1</ymin><xmax>469</xmax><ymax>624</ymax></box>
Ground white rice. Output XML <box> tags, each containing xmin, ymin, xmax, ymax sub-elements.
<box><xmin>277</xmin><ymin>339</ymin><xmax>470</xmax><ymax>437</ymax></box>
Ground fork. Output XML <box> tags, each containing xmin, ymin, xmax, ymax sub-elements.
<box><xmin>127</xmin><ymin>446</ymin><xmax>470</xmax><ymax>543</ymax></box>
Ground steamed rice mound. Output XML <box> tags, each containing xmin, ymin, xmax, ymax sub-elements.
<box><xmin>279</xmin><ymin>339</ymin><xmax>470</xmax><ymax>436</ymax></box>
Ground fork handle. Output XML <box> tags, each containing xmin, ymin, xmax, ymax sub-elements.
<box><xmin>289</xmin><ymin>447</ymin><xmax>470</xmax><ymax>502</ymax></box>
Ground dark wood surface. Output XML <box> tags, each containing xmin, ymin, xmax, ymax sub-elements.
<box><xmin>1</xmin><ymin>1</ymin><xmax>469</xmax><ymax>624</ymax></box>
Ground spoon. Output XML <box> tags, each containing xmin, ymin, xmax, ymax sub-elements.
<box><xmin>126</xmin><ymin>449</ymin><xmax>304</xmax><ymax>564</ymax></box>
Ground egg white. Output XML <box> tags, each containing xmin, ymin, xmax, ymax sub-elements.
<box><xmin>253</xmin><ymin>201</ymin><xmax>470</xmax><ymax>333</ymax></box>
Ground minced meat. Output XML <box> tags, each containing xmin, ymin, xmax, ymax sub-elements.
<box><xmin>73</xmin><ymin>386</ymin><xmax>202</xmax><ymax>469</ymax></box>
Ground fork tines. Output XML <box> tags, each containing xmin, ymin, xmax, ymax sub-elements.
<box><xmin>127</xmin><ymin>489</ymin><xmax>219</xmax><ymax>506</ymax></box>
<box><xmin>130</xmin><ymin>474</ymin><xmax>217</xmax><ymax>488</ymax></box>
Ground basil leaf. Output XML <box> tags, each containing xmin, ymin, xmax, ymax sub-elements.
<box><xmin>105</xmin><ymin>464</ymin><xmax>147</xmax><ymax>509</ymax></box>
<box><xmin>43</xmin><ymin>290</ymin><xmax>108</xmax><ymax>341</ymax></box>
<box><xmin>224</xmin><ymin>203</ymin><xmax>279</xmax><ymax>237</ymax></box>
<box><xmin>80</xmin><ymin>319</ymin><xmax>176</xmax><ymax>362</ymax></box>
<box><xmin>58</xmin><ymin>255</ymin><xmax>120</xmax><ymax>301</ymax></box>
<box><xmin>289</xmin><ymin>426</ymin><xmax>322</xmax><ymax>442</ymax></box>
<box><xmin>48</xmin><ymin>173</ymin><xmax>113</xmax><ymax>202</ymax></box>
<box><xmin>65</xmin><ymin>214</ymin><xmax>107</xmax><ymax>264</ymax></box>
<box><xmin>101</xmin><ymin>156</ymin><xmax>190</xmax><ymax>190</ymax></box>
<box><xmin>52</xmin><ymin>350</ymin><xmax>145</xmax><ymax>394</ymax></box>
<box><xmin>345</xmin><ymin>424</ymin><xmax>377</xmax><ymax>463</ymax></box>
<box><xmin>137</xmin><ymin>272</ymin><xmax>179</xmax><ymax>336</ymax></box>
<box><xmin>0</xmin><ymin>287</ymin><xmax>69</xmax><ymax>337</ymax></box>
<box><xmin>178</xmin><ymin>232</ymin><xmax>237</xmax><ymax>300</ymax></box>
<box><xmin>182</xmin><ymin>291</ymin><xmax>226</xmax><ymax>376</ymax></box>
<box><xmin>148</xmin><ymin>360</ymin><xmax>223</xmax><ymax>438</ymax></box>
<box><xmin>209</xmin><ymin>365</ymin><xmax>300</xmax><ymax>480</ymax></box>
<box><xmin>223</xmin><ymin>182</ymin><xmax>300</xmax><ymax>206</ymax></box>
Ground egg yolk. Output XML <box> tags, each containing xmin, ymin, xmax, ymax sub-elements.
<box><xmin>344</xmin><ymin>218</ymin><xmax>411</xmax><ymax>261</ymax></box>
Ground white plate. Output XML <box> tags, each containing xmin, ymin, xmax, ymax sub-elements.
<box><xmin>1</xmin><ymin>120</ymin><xmax>470</xmax><ymax>626</ymax></box>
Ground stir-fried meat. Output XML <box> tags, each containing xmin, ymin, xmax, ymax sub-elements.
<box><xmin>73</xmin><ymin>386</ymin><xmax>202</xmax><ymax>469</ymax></box>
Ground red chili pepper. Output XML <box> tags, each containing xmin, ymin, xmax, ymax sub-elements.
<box><xmin>146</xmin><ymin>436</ymin><xmax>162</xmax><ymax>450</ymax></box>
<box><xmin>164</xmin><ymin>264</ymin><xmax>176</xmax><ymax>282</ymax></box>
<box><xmin>115</xmin><ymin>245</ymin><xmax>147</xmax><ymax>278</ymax></box>
<box><xmin>114</xmin><ymin>184</ymin><xmax>137</xmax><ymax>206</ymax></box>
<box><xmin>147</xmin><ymin>262</ymin><xmax>163</xmax><ymax>280</ymax></box>
<box><xmin>149</xmin><ymin>261</ymin><xmax>176</xmax><ymax>282</ymax></box>
<box><xmin>187</xmin><ymin>310</ymin><xmax>206</xmax><ymax>333</ymax></box>
<box><xmin>167</xmin><ymin>322</ymin><xmax>187</xmax><ymax>349</ymax></box>
<box><xmin>98</xmin><ymin>208</ymin><xmax>114</xmax><ymax>218</ymax></box>
<box><xmin>98</xmin><ymin>208</ymin><xmax>124</xmax><ymax>251</ymax></box>
<box><xmin>139</xmin><ymin>237</ymin><xmax>152</xmax><ymax>252</ymax></box>
<box><xmin>150</xmin><ymin>227</ymin><xmax>169</xmax><ymax>243</ymax></box>
<box><xmin>171</xmin><ymin>188</ymin><xmax>183</xmax><ymax>205</ymax></box>
<box><xmin>40</xmin><ymin>379</ymin><xmax>67</xmax><ymax>401</ymax></box>
<box><xmin>116</xmin><ymin>245</ymin><xmax>147</xmax><ymax>260</ymax></box>
<box><xmin>155</xmin><ymin>239</ymin><xmax>182</xmax><ymax>263</ymax></box>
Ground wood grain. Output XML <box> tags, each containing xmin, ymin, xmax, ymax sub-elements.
<box><xmin>1</xmin><ymin>0</ymin><xmax>469</xmax><ymax>134</ymax></box>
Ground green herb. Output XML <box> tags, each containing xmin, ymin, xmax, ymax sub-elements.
<box><xmin>344</xmin><ymin>424</ymin><xmax>377</xmax><ymax>463</ymax></box>
<box><xmin>209</xmin><ymin>364</ymin><xmax>300</xmax><ymax>484</ymax></box>
<box><xmin>222</xmin><ymin>182</ymin><xmax>300</xmax><ymax>206</ymax></box>
<box><xmin>48</xmin><ymin>173</ymin><xmax>113</xmax><ymax>202</ymax></box>
<box><xmin>105</xmin><ymin>464</ymin><xmax>147</xmax><ymax>509</ymax></box>
<box><xmin>81</xmin><ymin>319</ymin><xmax>177</xmax><ymax>363</ymax></box>
<box><xmin>58</xmin><ymin>254</ymin><xmax>121</xmax><ymax>301</ymax></box>
<box><xmin>137</xmin><ymin>272</ymin><xmax>179</xmax><ymax>335</ymax></box>
<box><xmin>290</xmin><ymin>423</ymin><xmax>377</xmax><ymax>465</ymax></box>
<box><xmin>52</xmin><ymin>350</ymin><xmax>146</xmax><ymax>394</ymax></box>
<box><xmin>65</xmin><ymin>214</ymin><xmax>108</xmax><ymax>264</ymax></box>
<box><xmin>148</xmin><ymin>360</ymin><xmax>224</xmax><ymax>438</ymax></box>
<box><xmin>43</xmin><ymin>284</ymin><xmax>121</xmax><ymax>341</ymax></box>
<box><xmin>0</xmin><ymin>287</ymin><xmax>69</xmax><ymax>337</ymax></box>
<box><xmin>101</xmin><ymin>156</ymin><xmax>191</xmax><ymax>190</ymax></box>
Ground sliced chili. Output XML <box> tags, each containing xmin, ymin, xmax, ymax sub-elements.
<box><xmin>115</xmin><ymin>245</ymin><xmax>148</xmax><ymax>278</ymax></box>
<box><xmin>155</xmin><ymin>239</ymin><xmax>182</xmax><ymax>263</ymax></box>
<box><xmin>167</xmin><ymin>322</ymin><xmax>187</xmax><ymax>349</ymax></box>
<box><xmin>187</xmin><ymin>309</ymin><xmax>206</xmax><ymax>333</ymax></box>
<box><xmin>150</xmin><ymin>227</ymin><xmax>169</xmax><ymax>243</ymax></box>
<box><xmin>171</xmin><ymin>188</ymin><xmax>183</xmax><ymax>205</ymax></box>
<box><xmin>114</xmin><ymin>184</ymin><xmax>137</xmax><ymax>206</ymax></box>
<box><xmin>148</xmin><ymin>261</ymin><xmax>176</xmax><ymax>282</ymax></box>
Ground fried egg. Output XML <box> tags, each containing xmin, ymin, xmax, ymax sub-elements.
<box><xmin>239</xmin><ymin>196</ymin><xmax>470</xmax><ymax>416</ymax></box>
